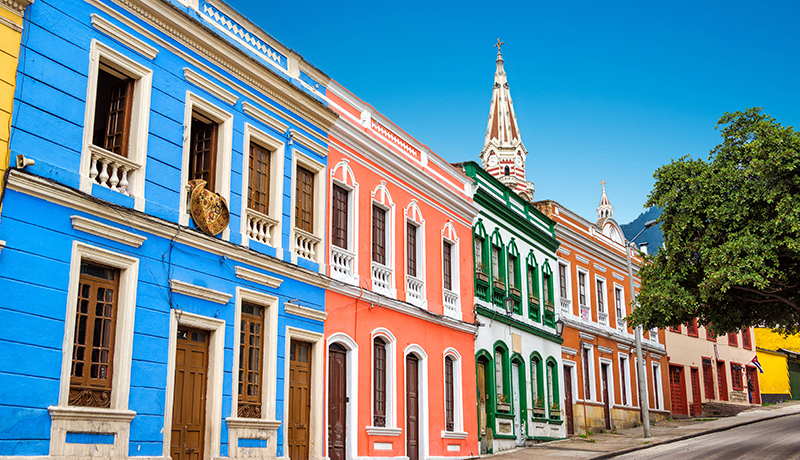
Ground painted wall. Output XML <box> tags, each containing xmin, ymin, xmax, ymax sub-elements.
<box><xmin>755</xmin><ymin>348</ymin><xmax>789</xmax><ymax>401</ymax></box>
<box><xmin>755</xmin><ymin>328</ymin><xmax>800</xmax><ymax>353</ymax></box>
<box><xmin>0</xmin><ymin>1</ymin><xmax>29</xmax><ymax>200</ymax></box>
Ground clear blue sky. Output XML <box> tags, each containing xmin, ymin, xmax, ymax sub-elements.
<box><xmin>225</xmin><ymin>0</ymin><xmax>800</xmax><ymax>225</ymax></box>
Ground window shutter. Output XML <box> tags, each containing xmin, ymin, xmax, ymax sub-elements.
<box><xmin>445</xmin><ymin>357</ymin><xmax>454</xmax><ymax>431</ymax></box>
<box><xmin>248</xmin><ymin>143</ymin><xmax>271</xmax><ymax>214</ymax></box>
<box><xmin>331</xmin><ymin>185</ymin><xmax>349</xmax><ymax>248</ymax></box>
<box><xmin>372</xmin><ymin>205</ymin><xmax>386</xmax><ymax>265</ymax></box>
<box><xmin>373</xmin><ymin>339</ymin><xmax>387</xmax><ymax>427</ymax></box>
<box><xmin>443</xmin><ymin>241</ymin><xmax>452</xmax><ymax>290</ymax></box>
<box><xmin>189</xmin><ymin>117</ymin><xmax>218</xmax><ymax>192</ymax></box>
<box><xmin>238</xmin><ymin>303</ymin><xmax>264</xmax><ymax>418</ymax></box>
<box><xmin>407</xmin><ymin>222</ymin><xmax>417</xmax><ymax>277</ymax></box>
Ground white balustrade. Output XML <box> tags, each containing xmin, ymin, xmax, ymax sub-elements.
<box><xmin>598</xmin><ymin>310</ymin><xmax>608</xmax><ymax>326</ymax></box>
<box><xmin>617</xmin><ymin>317</ymin><xmax>627</xmax><ymax>333</ymax></box>
<box><xmin>88</xmin><ymin>144</ymin><xmax>140</xmax><ymax>195</ymax></box>
<box><xmin>246</xmin><ymin>208</ymin><xmax>278</xmax><ymax>246</ymax></box>
<box><xmin>650</xmin><ymin>328</ymin><xmax>659</xmax><ymax>343</ymax></box>
<box><xmin>331</xmin><ymin>245</ymin><xmax>356</xmax><ymax>282</ymax></box>
<box><xmin>560</xmin><ymin>297</ymin><xmax>571</xmax><ymax>317</ymax></box>
<box><xmin>405</xmin><ymin>274</ymin><xmax>424</xmax><ymax>305</ymax></box>
<box><xmin>371</xmin><ymin>262</ymin><xmax>393</xmax><ymax>296</ymax></box>
<box><xmin>443</xmin><ymin>289</ymin><xmax>459</xmax><ymax>317</ymax></box>
<box><xmin>294</xmin><ymin>228</ymin><xmax>321</xmax><ymax>262</ymax></box>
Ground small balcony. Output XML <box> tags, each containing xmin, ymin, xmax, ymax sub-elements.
<box><xmin>294</xmin><ymin>228</ymin><xmax>321</xmax><ymax>263</ymax></box>
<box><xmin>617</xmin><ymin>317</ymin><xmax>627</xmax><ymax>333</ymax></box>
<box><xmin>405</xmin><ymin>274</ymin><xmax>424</xmax><ymax>306</ymax></box>
<box><xmin>559</xmin><ymin>297</ymin><xmax>571</xmax><ymax>317</ymax></box>
<box><xmin>443</xmin><ymin>289</ymin><xmax>459</xmax><ymax>318</ymax></box>
<box><xmin>245</xmin><ymin>208</ymin><xmax>279</xmax><ymax>247</ymax></box>
<box><xmin>89</xmin><ymin>144</ymin><xmax>141</xmax><ymax>196</ymax></box>
<box><xmin>371</xmin><ymin>262</ymin><xmax>393</xmax><ymax>297</ymax></box>
<box><xmin>598</xmin><ymin>310</ymin><xmax>608</xmax><ymax>326</ymax></box>
<box><xmin>579</xmin><ymin>304</ymin><xmax>590</xmax><ymax>322</ymax></box>
<box><xmin>331</xmin><ymin>245</ymin><xmax>356</xmax><ymax>283</ymax></box>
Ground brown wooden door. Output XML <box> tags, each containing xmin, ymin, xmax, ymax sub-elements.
<box><xmin>702</xmin><ymin>360</ymin><xmax>715</xmax><ymax>400</ymax></box>
<box><xmin>690</xmin><ymin>368</ymin><xmax>702</xmax><ymax>416</ymax></box>
<box><xmin>406</xmin><ymin>354</ymin><xmax>419</xmax><ymax>460</ymax></box>
<box><xmin>289</xmin><ymin>340</ymin><xmax>312</xmax><ymax>460</ymax></box>
<box><xmin>668</xmin><ymin>365</ymin><xmax>687</xmax><ymax>415</ymax></box>
<box><xmin>171</xmin><ymin>327</ymin><xmax>209</xmax><ymax>460</ymax></box>
<box><xmin>746</xmin><ymin>366</ymin><xmax>761</xmax><ymax>405</ymax></box>
<box><xmin>716</xmin><ymin>361</ymin><xmax>728</xmax><ymax>401</ymax></box>
<box><xmin>564</xmin><ymin>365</ymin><xmax>574</xmax><ymax>435</ymax></box>
<box><xmin>477</xmin><ymin>361</ymin><xmax>489</xmax><ymax>454</ymax></box>
<box><xmin>328</xmin><ymin>344</ymin><xmax>347</xmax><ymax>460</ymax></box>
<box><xmin>601</xmin><ymin>363</ymin><xmax>611</xmax><ymax>429</ymax></box>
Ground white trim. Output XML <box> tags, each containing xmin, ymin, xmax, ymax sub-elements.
<box><xmin>234</xmin><ymin>265</ymin><xmax>283</xmax><ymax>288</ymax></box>
<box><xmin>289</xmin><ymin>149</ymin><xmax>326</xmax><ymax>267</ymax></box>
<box><xmin>242</xmin><ymin>101</ymin><xmax>289</xmax><ymax>134</ymax></box>
<box><xmin>329</xmin><ymin>160</ymin><xmax>359</xmax><ymax>284</ymax></box>
<box><xmin>370</xmin><ymin>183</ymin><xmax>396</xmax><ymax>297</ymax></box>
<box><xmin>70</xmin><ymin>215</ymin><xmax>147</xmax><ymax>248</ymax></box>
<box><xmin>178</xmin><ymin>91</ymin><xmax>233</xmax><ymax>240</ymax></box>
<box><xmin>91</xmin><ymin>14</ymin><xmax>158</xmax><ymax>59</ymax></box>
<box><xmin>290</xmin><ymin>128</ymin><xmax>329</xmax><ymax>158</ymax></box>
<box><xmin>371</xmin><ymin>328</ymin><xmax>398</xmax><ymax>429</ymax></box>
<box><xmin>404</xmin><ymin>344</ymin><xmax>429</xmax><ymax>460</ymax></box>
<box><xmin>365</xmin><ymin>427</ymin><xmax>402</xmax><ymax>437</ymax></box>
<box><xmin>442</xmin><ymin>347</ymin><xmax>464</xmax><ymax>436</ymax></box>
<box><xmin>162</xmin><ymin>310</ymin><xmax>226</xmax><ymax>460</ymax></box>
<box><xmin>326</xmin><ymin>333</ymin><xmax>359</xmax><ymax>460</ymax></box>
<box><xmin>169</xmin><ymin>279</ymin><xmax>232</xmax><ymax>304</ymax></box>
<box><xmin>403</xmin><ymin>201</ymin><xmax>426</xmax><ymax>308</ymax></box>
<box><xmin>48</xmin><ymin>406</ymin><xmax>136</xmax><ymax>457</ymax></box>
<box><xmin>618</xmin><ymin>353</ymin><xmax>633</xmax><ymax>407</ymax></box>
<box><xmin>184</xmin><ymin>67</ymin><xmax>238</xmax><ymax>105</ymax></box>
<box><xmin>597</xmin><ymin>346</ymin><xmax>614</xmax><ymax>355</ymax></box>
<box><xmin>651</xmin><ymin>361</ymin><xmax>664</xmax><ymax>411</ymax></box>
<box><xmin>580</xmin><ymin>343</ymin><xmax>597</xmax><ymax>402</ymax></box>
<box><xmin>578</xmin><ymin>332</ymin><xmax>596</xmax><ymax>341</ymax></box>
<box><xmin>598</xmin><ymin>357</ymin><xmax>615</xmax><ymax>408</ymax></box>
<box><xmin>284</xmin><ymin>301</ymin><xmax>327</xmax><ymax>322</ymax></box>
<box><xmin>441</xmin><ymin>222</ymin><xmax>461</xmax><ymax>319</ymax></box>
<box><xmin>79</xmin><ymin>39</ymin><xmax>153</xmax><ymax>211</ymax></box>
<box><xmin>594</xmin><ymin>274</ymin><xmax>608</xmax><ymax>326</ymax></box>
<box><xmin>282</xmin><ymin>327</ymin><xmax>325</xmax><ymax>460</ymax></box>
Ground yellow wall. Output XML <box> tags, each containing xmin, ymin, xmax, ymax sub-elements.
<box><xmin>0</xmin><ymin>5</ymin><xmax>25</xmax><ymax>193</ymax></box>
<box><xmin>756</xmin><ymin>348</ymin><xmax>790</xmax><ymax>396</ymax></box>
<box><xmin>755</xmin><ymin>328</ymin><xmax>800</xmax><ymax>353</ymax></box>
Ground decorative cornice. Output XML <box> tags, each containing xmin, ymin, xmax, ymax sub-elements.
<box><xmin>284</xmin><ymin>302</ymin><xmax>327</xmax><ymax>322</ymax></box>
<box><xmin>575</xmin><ymin>254</ymin><xmax>590</xmax><ymax>265</ymax></box>
<box><xmin>289</xmin><ymin>129</ymin><xmax>328</xmax><ymax>158</ymax></box>
<box><xmin>170</xmin><ymin>279</ymin><xmax>232</xmax><ymax>304</ymax></box>
<box><xmin>71</xmin><ymin>215</ymin><xmax>147</xmax><ymax>248</ymax></box>
<box><xmin>225</xmin><ymin>417</ymin><xmax>281</xmax><ymax>430</ymax></box>
<box><xmin>593</xmin><ymin>263</ymin><xmax>607</xmax><ymax>273</ymax></box>
<box><xmin>557</xmin><ymin>246</ymin><xmax>571</xmax><ymax>256</ymax></box>
<box><xmin>475</xmin><ymin>305</ymin><xmax>562</xmax><ymax>344</ymax></box>
<box><xmin>0</xmin><ymin>0</ymin><xmax>32</xmax><ymax>16</ymax></box>
<box><xmin>365</xmin><ymin>426</ymin><xmax>402</xmax><ymax>437</ymax></box>
<box><xmin>91</xmin><ymin>13</ymin><xmax>158</xmax><ymax>60</ymax></box>
<box><xmin>561</xmin><ymin>346</ymin><xmax>577</xmax><ymax>356</ymax></box>
<box><xmin>613</xmin><ymin>271</ymin><xmax>626</xmax><ymax>281</ymax></box>
<box><xmin>235</xmin><ymin>266</ymin><xmax>282</xmax><ymax>288</ymax></box>
<box><xmin>0</xmin><ymin>12</ymin><xmax>21</xmax><ymax>32</ymax></box>
<box><xmin>579</xmin><ymin>332</ymin><xmax>595</xmax><ymax>341</ymax></box>
<box><xmin>242</xmin><ymin>101</ymin><xmax>289</xmax><ymax>134</ymax></box>
<box><xmin>441</xmin><ymin>430</ymin><xmax>468</xmax><ymax>439</ymax></box>
<box><xmin>48</xmin><ymin>405</ymin><xmax>136</xmax><ymax>423</ymax></box>
<box><xmin>597</xmin><ymin>346</ymin><xmax>614</xmax><ymax>355</ymax></box>
<box><xmin>183</xmin><ymin>67</ymin><xmax>238</xmax><ymax>105</ymax></box>
<box><xmin>617</xmin><ymin>344</ymin><xmax>630</xmax><ymax>352</ymax></box>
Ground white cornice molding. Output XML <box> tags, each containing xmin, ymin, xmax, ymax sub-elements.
<box><xmin>597</xmin><ymin>346</ymin><xmax>614</xmax><ymax>355</ymax></box>
<box><xmin>242</xmin><ymin>101</ymin><xmax>289</xmax><ymax>134</ymax></box>
<box><xmin>557</xmin><ymin>246</ymin><xmax>571</xmax><ymax>256</ymax></box>
<box><xmin>71</xmin><ymin>215</ymin><xmax>147</xmax><ymax>248</ymax></box>
<box><xmin>7</xmin><ymin>170</ymin><xmax>330</xmax><ymax>289</ymax></box>
<box><xmin>183</xmin><ymin>67</ymin><xmax>238</xmax><ymax>105</ymax></box>
<box><xmin>289</xmin><ymin>129</ymin><xmax>328</xmax><ymax>158</ymax></box>
<box><xmin>575</xmin><ymin>254</ymin><xmax>590</xmax><ymax>265</ymax></box>
<box><xmin>235</xmin><ymin>266</ymin><xmax>282</xmax><ymax>288</ymax></box>
<box><xmin>91</xmin><ymin>13</ymin><xmax>158</xmax><ymax>60</ymax></box>
<box><xmin>593</xmin><ymin>263</ymin><xmax>607</xmax><ymax>273</ymax></box>
<box><xmin>579</xmin><ymin>332</ymin><xmax>596</xmax><ymax>341</ymax></box>
<box><xmin>225</xmin><ymin>417</ymin><xmax>282</xmax><ymax>430</ymax></box>
<box><xmin>48</xmin><ymin>405</ymin><xmax>136</xmax><ymax>423</ymax></box>
<box><xmin>284</xmin><ymin>302</ymin><xmax>327</xmax><ymax>322</ymax></box>
<box><xmin>170</xmin><ymin>279</ymin><xmax>232</xmax><ymax>304</ymax></box>
<box><xmin>365</xmin><ymin>426</ymin><xmax>403</xmax><ymax>437</ymax></box>
<box><xmin>0</xmin><ymin>12</ymin><xmax>21</xmax><ymax>32</ymax></box>
<box><xmin>617</xmin><ymin>344</ymin><xmax>630</xmax><ymax>352</ymax></box>
<box><xmin>561</xmin><ymin>346</ymin><xmax>578</xmax><ymax>356</ymax></box>
<box><xmin>0</xmin><ymin>0</ymin><xmax>32</xmax><ymax>16</ymax></box>
<box><xmin>441</xmin><ymin>430</ymin><xmax>468</xmax><ymax>439</ymax></box>
<box><xmin>613</xmin><ymin>272</ymin><xmax>626</xmax><ymax>281</ymax></box>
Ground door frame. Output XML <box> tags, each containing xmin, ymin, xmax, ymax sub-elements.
<box><xmin>599</xmin><ymin>359</ymin><xmax>613</xmax><ymax>430</ymax></box>
<box><xmin>163</xmin><ymin>310</ymin><xmax>225</xmax><ymax>460</ymax></box>
<box><xmin>404</xmin><ymin>344</ymin><xmax>428</xmax><ymax>460</ymax></box>
<box><xmin>284</xmin><ymin>327</ymin><xmax>325</xmax><ymax>460</ymax></box>
<box><xmin>326</xmin><ymin>333</ymin><xmax>358</xmax><ymax>460</ymax></box>
<box><xmin>668</xmin><ymin>364</ymin><xmax>688</xmax><ymax>416</ymax></box>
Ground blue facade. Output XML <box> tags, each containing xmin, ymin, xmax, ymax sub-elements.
<box><xmin>0</xmin><ymin>0</ymin><xmax>337</xmax><ymax>458</ymax></box>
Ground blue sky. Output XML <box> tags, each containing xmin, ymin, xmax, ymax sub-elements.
<box><xmin>225</xmin><ymin>0</ymin><xmax>800</xmax><ymax>225</ymax></box>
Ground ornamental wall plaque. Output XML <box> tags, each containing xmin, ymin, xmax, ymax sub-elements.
<box><xmin>188</xmin><ymin>179</ymin><xmax>230</xmax><ymax>236</ymax></box>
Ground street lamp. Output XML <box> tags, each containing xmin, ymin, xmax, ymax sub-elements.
<box><xmin>626</xmin><ymin>219</ymin><xmax>657</xmax><ymax>439</ymax></box>
<box><xmin>554</xmin><ymin>317</ymin><xmax>565</xmax><ymax>337</ymax></box>
<box><xmin>504</xmin><ymin>295</ymin><xmax>514</xmax><ymax>315</ymax></box>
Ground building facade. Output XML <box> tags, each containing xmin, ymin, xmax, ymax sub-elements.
<box><xmin>460</xmin><ymin>162</ymin><xmax>564</xmax><ymax>453</ymax></box>
<box><xmin>754</xmin><ymin>328</ymin><xmax>799</xmax><ymax>404</ymax></box>
<box><xmin>0</xmin><ymin>1</ymin><xmax>337</xmax><ymax>459</ymax></box>
<box><xmin>665</xmin><ymin>324</ymin><xmax>760</xmax><ymax>415</ymax></box>
<box><xmin>534</xmin><ymin>189</ymin><xmax>670</xmax><ymax>435</ymax></box>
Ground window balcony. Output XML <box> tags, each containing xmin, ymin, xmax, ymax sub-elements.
<box><xmin>331</xmin><ymin>245</ymin><xmax>356</xmax><ymax>283</ymax></box>
<box><xmin>598</xmin><ymin>310</ymin><xmax>608</xmax><ymax>326</ymax></box>
<box><xmin>89</xmin><ymin>145</ymin><xmax>141</xmax><ymax>196</ymax></box>
<box><xmin>443</xmin><ymin>289</ymin><xmax>459</xmax><ymax>318</ymax></box>
<box><xmin>294</xmin><ymin>227</ymin><xmax>321</xmax><ymax>263</ymax></box>
<box><xmin>579</xmin><ymin>304</ymin><xmax>591</xmax><ymax>322</ymax></box>
<box><xmin>617</xmin><ymin>317</ymin><xmax>627</xmax><ymax>333</ymax></box>
<box><xmin>245</xmin><ymin>208</ymin><xmax>279</xmax><ymax>247</ymax></box>
<box><xmin>405</xmin><ymin>274</ymin><xmax>424</xmax><ymax>306</ymax></box>
<box><xmin>559</xmin><ymin>297</ymin><xmax>571</xmax><ymax>317</ymax></box>
<box><xmin>371</xmin><ymin>262</ymin><xmax>393</xmax><ymax>297</ymax></box>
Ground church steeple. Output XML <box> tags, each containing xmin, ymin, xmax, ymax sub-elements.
<box><xmin>480</xmin><ymin>39</ymin><xmax>534</xmax><ymax>201</ymax></box>
<box><xmin>597</xmin><ymin>180</ymin><xmax>614</xmax><ymax>219</ymax></box>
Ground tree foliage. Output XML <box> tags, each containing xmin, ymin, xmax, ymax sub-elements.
<box><xmin>628</xmin><ymin>108</ymin><xmax>800</xmax><ymax>335</ymax></box>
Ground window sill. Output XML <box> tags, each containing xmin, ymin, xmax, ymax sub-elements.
<box><xmin>441</xmin><ymin>430</ymin><xmax>467</xmax><ymax>439</ymax></box>
<box><xmin>49</xmin><ymin>405</ymin><xmax>136</xmax><ymax>423</ymax></box>
<box><xmin>366</xmin><ymin>426</ymin><xmax>402</xmax><ymax>437</ymax></box>
<box><xmin>225</xmin><ymin>417</ymin><xmax>282</xmax><ymax>430</ymax></box>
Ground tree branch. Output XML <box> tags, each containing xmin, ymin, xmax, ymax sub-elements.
<box><xmin>731</xmin><ymin>286</ymin><xmax>800</xmax><ymax>313</ymax></box>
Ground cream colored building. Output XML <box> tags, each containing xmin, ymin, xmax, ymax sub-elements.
<box><xmin>664</xmin><ymin>322</ymin><xmax>760</xmax><ymax>416</ymax></box>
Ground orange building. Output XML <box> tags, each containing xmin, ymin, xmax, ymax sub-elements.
<box><xmin>534</xmin><ymin>186</ymin><xmax>670</xmax><ymax>434</ymax></box>
<box><xmin>323</xmin><ymin>81</ymin><xmax>480</xmax><ymax>460</ymax></box>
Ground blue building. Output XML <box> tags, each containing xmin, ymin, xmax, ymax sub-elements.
<box><xmin>0</xmin><ymin>0</ymin><xmax>338</xmax><ymax>458</ymax></box>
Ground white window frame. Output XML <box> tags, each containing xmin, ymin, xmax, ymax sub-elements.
<box><xmin>634</xmin><ymin>356</ymin><xmax>649</xmax><ymax>409</ymax></box>
<box><xmin>598</xmin><ymin>357</ymin><xmax>615</xmax><ymax>407</ymax></box>
<box><xmin>562</xmin><ymin>360</ymin><xmax>578</xmax><ymax>410</ymax></box>
<box><xmin>441</xmin><ymin>348</ymin><xmax>467</xmax><ymax>439</ymax></box>
<box><xmin>226</xmin><ymin>288</ymin><xmax>280</xmax><ymax>457</ymax></box>
<box><xmin>240</xmin><ymin>123</ymin><xmax>285</xmax><ymax>251</ymax></box>
<box><xmin>557</xmin><ymin>259</ymin><xmax>572</xmax><ymax>314</ymax></box>
<box><xmin>329</xmin><ymin>160</ymin><xmax>359</xmax><ymax>284</ymax></box>
<box><xmin>325</xmin><ymin>333</ymin><xmax>359</xmax><ymax>460</ymax></box>
<box><xmin>79</xmin><ymin>39</ymin><xmax>153</xmax><ymax>211</ymax></box>
<box><xmin>404</xmin><ymin>344</ymin><xmax>429</xmax><ymax>460</ymax></box>
<box><xmin>651</xmin><ymin>362</ymin><xmax>664</xmax><ymax>410</ymax></box>
<box><xmin>368</xmin><ymin>328</ymin><xmax>400</xmax><ymax>434</ymax></box>
<box><xmin>370</xmin><ymin>183</ymin><xmax>396</xmax><ymax>297</ymax></box>
<box><xmin>441</xmin><ymin>222</ymin><xmax>461</xmax><ymax>319</ymax></box>
<box><xmin>290</xmin><ymin>149</ymin><xmax>326</xmax><ymax>267</ymax></box>
<box><xmin>577</xmin><ymin>267</ymin><xmax>591</xmax><ymax>321</ymax></box>
<box><xmin>618</xmin><ymin>354</ymin><xmax>633</xmax><ymax>407</ymax></box>
<box><xmin>404</xmin><ymin>201</ymin><xmax>426</xmax><ymax>308</ymax></box>
<box><xmin>178</xmin><ymin>91</ymin><xmax>234</xmax><ymax>239</ymax></box>
<box><xmin>50</xmin><ymin>242</ymin><xmax>139</xmax><ymax>457</ymax></box>
<box><xmin>595</xmin><ymin>275</ymin><xmax>608</xmax><ymax>326</ymax></box>
<box><xmin>580</xmin><ymin>343</ymin><xmax>597</xmax><ymax>402</ymax></box>
<box><xmin>613</xmin><ymin>283</ymin><xmax>626</xmax><ymax>331</ymax></box>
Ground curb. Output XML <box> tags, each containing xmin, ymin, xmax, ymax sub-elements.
<box><xmin>589</xmin><ymin>409</ymin><xmax>799</xmax><ymax>459</ymax></box>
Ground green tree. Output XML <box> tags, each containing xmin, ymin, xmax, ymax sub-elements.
<box><xmin>629</xmin><ymin>108</ymin><xmax>800</xmax><ymax>335</ymax></box>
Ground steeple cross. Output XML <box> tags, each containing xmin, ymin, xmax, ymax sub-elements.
<box><xmin>495</xmin><ymin>38</ymin><xmax>504</xmax><ymax>53</ymax></box>
<box><xmin>600</xmin><ymin>179</ymin><xmax>607</xmax><ymax>187</ymax></box>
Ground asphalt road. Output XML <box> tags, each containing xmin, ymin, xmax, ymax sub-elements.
<box><xmin>614</xmin><ymin>413</ymin><xmax>800</xmax><ymax>460</ymax></box>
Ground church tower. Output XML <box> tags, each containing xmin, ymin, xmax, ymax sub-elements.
<box><xmin>480</xmin><ymin>39</ymin><xmax>535</xmax><ymax>201</ymax></box>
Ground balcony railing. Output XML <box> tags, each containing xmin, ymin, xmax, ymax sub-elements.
<box><xmin>617</xmin><ymin>317</ymin><xmax>627</xmax><ymax>333</ymax></box>
<box><xmin>371</xmin><ymin>262</ymin><xmax>393</xmax><ymax>297</ymax></box>
<box><xmin>560</xmin><ymin>297</ymin><xmax>571</xmax><ymax>317</ymax></box>
<box><xmin>598</xmin><ymin>310</ymin><xmax>608</xmax><ymax>326</ymax></box>
<box><xmin>406</xmin><ymin>274</ymin><xmax>424</xmax><ymax>305</ymax></box>
<box><xmin>89</xmin><ymin>144</ymin><xmax>140</xmax><ymax>195</ymax></box>
<box><xmin>331</xmin><ymin>245</ymin><xmax>355</xmax><ymax>282</ymax></box>
<box><xmin>579</xmin><ymin>304</ymin><xmax>590</xmax><ymax>322</ymax></box>
<box><xmin>245</xmin><ymin>208</ymin><xmax>279</xmax><ymax>246</ymax></box>
<box><xmin>650</xmin><ymin>328</ymin><xmax>659</xmax><ymax>343</ymax></box>
<box><xmin>294</xmin><ymin>228</ymin><xmax>321</xmax><ymax>262</ymax></box>
<box><xmin>443</xmin><ymin>289</ymin><xmax>459</xmax><ymax>317</ymax></box>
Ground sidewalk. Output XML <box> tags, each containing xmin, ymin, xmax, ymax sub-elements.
<box><xmin>485</xmin><ymin>400</ymin><xmax>800</xmax><ymax>459</ymax></box>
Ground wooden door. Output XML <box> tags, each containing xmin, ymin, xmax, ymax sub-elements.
<box><xmin>668</xmin><ymin>365</ymin><xmax>687</xmax><ymax>415</ymax></box>
<box><xmin>563</xmin><ymin>365</ymin><xmax>574</xmax><ymax>435</ymax></box>
<box><xmin>289</xmin><ymin>340</ymin><xmax>312</xmax><ymax>460</ymax></box>
<box><xmin>511</xmin><ymin>363</ymin><xmax>523</xmax><ymax>446</ymax></box>
<box><xmin>328</xmin><ymin>344</ymin><xmax>347</xmax><ymax>460</ymax></box>
<box><xmin>477</xmin><ymin>361</ymin><xmax>489</xmax><ymax>454</ymax></box>
<box><xmin>601</xmin><ymin>364</ymin><xmax>611</xmax><ymax>429</ymax></box>
<box><xmin>702</xmin><ymin>360</ymin><xmax>715</xmax><ymax>400</ymax></box>
<box><xmin>406</xmin><ymin>355</ymin><xmax>419</xmax><ymax>460</ymax></box>
<box><xmin>716</xmin><ymin>361</ymin><xmax>728</xmax><ymax>401</ymax></box>
<box><xmin>746</xmin><ymin>366</ymin><xmax>761</xmax><ymax>404</ymax></box>
<box><xmin>789</xmin><ymin>360</ymin><xmax>800</xmax><ymax>400</ymax></box>
<box><xmin>171</xmin><ymin>327</ymin><xmax>209</xmax><ymax>460</ymax></box>
<box><xmin>690</xmin><ymin>368</ymin><xmax>702</xmax><ymax>416</ymax></box>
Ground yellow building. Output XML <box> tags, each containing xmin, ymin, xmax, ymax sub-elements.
<box><xmin>754</xmin><ymin>328</ymin><xmax>800</xmax><ymax>403</ymax></box>
<box><xmin>0</xmin><ymin>0</ymin><xmax>32</xmax><ymax>201</ymax></box>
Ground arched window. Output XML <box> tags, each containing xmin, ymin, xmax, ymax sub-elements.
<box><xmin>493</xmin><ymin>342</ymin><xmax>510</xmax><ymax>412</ymax></box>
<box><xmin>473</xmin><ymin>221</ymin><xmax>490</xmax><ymax>301</ymax></box>
<box><xmin>547</xmin><ymin>358</ymin><xmax>560</xmax><ymax>420</ymax></box>
<box><xmin>542</xmin><ymin>262</ymin><xmax>555</xmax><ymax>327</ymax></box>
<box><xmin>444</xmin><ymin>355</ymin><xmax>455</xmax><ymax>431</ymax></box>
<box><xmin>531</xmin><ymin>353</ymin><xmax>544</xmax><ymax>414</ymax></box>
<box><xmin>526</xmin><ymin>252</ymin><xmax>540</xmax><ymax>322</ymax></box>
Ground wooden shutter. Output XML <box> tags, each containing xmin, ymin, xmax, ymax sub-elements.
<box><xmin>373</xmin><ymin>338</ymin><xmax>387</xmax><ymax>427</ymax></box>
<box><xmin>542</xmin><ymin>273</ymin><xmax>550</xmax><ymax>303</ymax></box>
<box><xmin>70</xmin><ymin>262</ymin><xmax>119</xmax><ymax>408</ymax></box>
<box><xmin>372</xmin><ymin>205</ymin><xmax>386</xmax><ymax>265</ymax></box>
<box><xmin>238</xmin><ymin>303</ymin><xmax>264</xmax><ymax>418</ymax></box>
<box><xmin>189</xmin><ymin>116</ymin><xmax>218</xmax><ymax>192</ymax></box>
<box><xmin>742</xmin><ymin>329</ymin><xmax>752</xmax><ymax>349</ymax></box>
<box><xmin>93</xmin><ymin>68</ymin><xmax>133</xmax><ymax>157</ymax></box>
<box><xmin>248</xmin><ymin>143</ymin><xmax>271</xmax><ymax>214</ymax></box>
<box><xmin>620</xmin><ymin>359</ymin><xmax>628</xmax><ymax>405</ymax></box>
<box><xmin>295</xmin><ymin>166</ymin><xmax>315</xmax><ymax>232</ymax></box>
<box><xmin>445</xmin><ymin>356</ymin><xmax>454</xmax><ymax>431</ymax></box>
<box><xmin>443</xmin><ymin>241</ymin><xmax>452</xmax><ymax>290</ymax></box>
<box><xmin>728</xmin><ymin>333</ymin><xmax>738</xmax><ymax>347</ymax></box>
<box><xmin>559</xmin><ymin>264</ymin><xmax>567</xmax><ymax>298</ymax></box>
<box><xmin>582</xmin><ymin>348</ymin><xmax>591</xmax><ymax>400</ymax></box>
<box><xmin>596</xmin><ymin>280</ymin><xmax>604</xmax><ymax>312</ymax></box>
<box><xmin>507</xmin><ymin>255</ymin><xmax>516</xmax><ymax>288</ymax></box>
<box><xmin>331</xmin><ymin>184</ymin><xmax>348</xmax><ymax>249</ymax></box>
<box><xmin>407</xmin><ymin>222</ymin><xmax>417</xmax><ymax>277</ymax></box>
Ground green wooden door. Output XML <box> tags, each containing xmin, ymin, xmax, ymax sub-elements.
<box><xmin>788</xmin><ymin>360</ymin><xmax>800</xmax><ymax>400</ymax></box>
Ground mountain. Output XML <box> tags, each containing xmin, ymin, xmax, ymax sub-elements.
<box><xmin>620</xmin><ymin>207</ymin><xmax>663</xmax><ymax>255</ymax></box>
